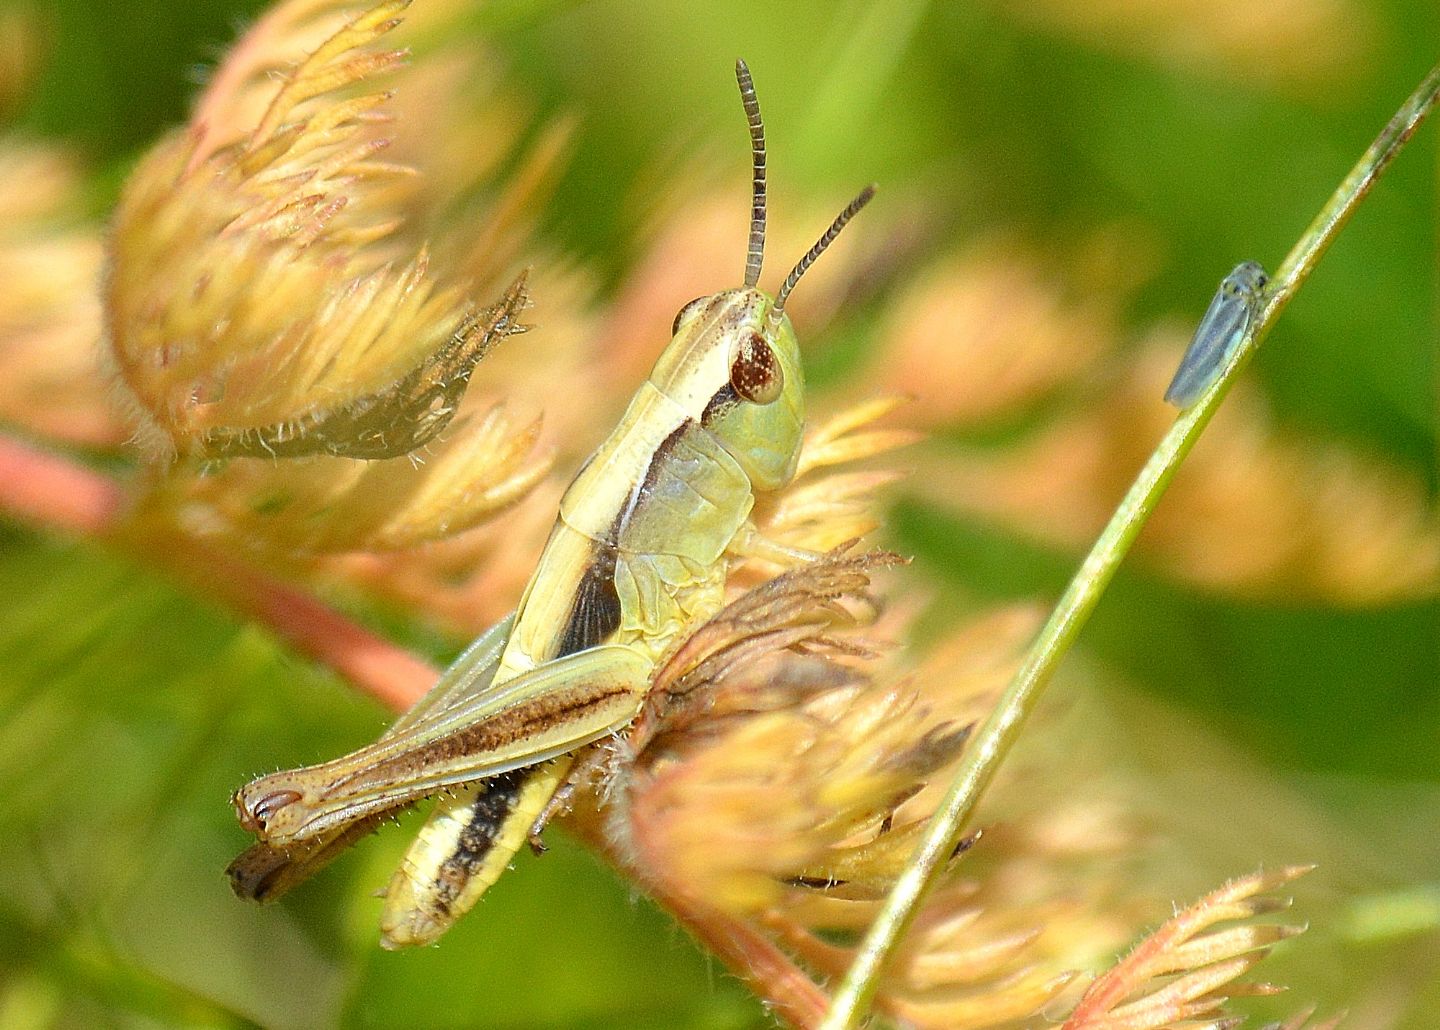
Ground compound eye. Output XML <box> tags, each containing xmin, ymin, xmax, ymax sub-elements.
<box><xmin>672</xmin><ymin>296</ymin><xmax>710</xmax><ymax>336</ymax></box>
<box><xmin>729</xmin><ymin>330</ymin><xmax>784</xmax><ymax>404</ymax></box>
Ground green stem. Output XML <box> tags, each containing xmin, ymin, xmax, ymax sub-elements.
<box><xmin>818</xmin><ymin>63</ymin><xmax>1440</xmax><ymax>1030</ymax></box>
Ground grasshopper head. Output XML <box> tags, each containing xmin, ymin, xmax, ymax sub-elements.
<box><xmin>646</xmin><ymin>60</ymin><xmax>873</xmax><ymax>493</ymax></box>
<box><xmin>652</xmin><ymin>287</ymin><xmax>804</xmax><ymax>491</ymax></box>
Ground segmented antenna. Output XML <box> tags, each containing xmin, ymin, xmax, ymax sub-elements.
<box><xmin>735</xmin><ymin>59</ymin><xmax>766</xmax><ymax>289</ymax></box>
<box><xmin>772</xmin><ymin>184</ymin><xmax>876</xmax><ymax>317</ymax></box>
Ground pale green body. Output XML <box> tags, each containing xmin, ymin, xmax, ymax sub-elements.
<box><xmin>233</xmin><ymin>291</ymin><xmax>809</xmax><ymax>945</ymax></box>
<box><xmin>229</xmin><ymin>57</ymin><xmax>870</xmax><ymax>946</ymax></box>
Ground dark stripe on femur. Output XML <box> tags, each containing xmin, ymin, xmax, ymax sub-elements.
<box><xmin>334</xmin><ymin>678</ymin><xmax>634</xmax><ymax>790</ymax></box>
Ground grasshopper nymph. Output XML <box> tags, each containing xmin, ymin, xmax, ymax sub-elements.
<box><xmin>230</xmin><ymin>59</ymin><xmax>874</xmax><ymax>948</ymax></box>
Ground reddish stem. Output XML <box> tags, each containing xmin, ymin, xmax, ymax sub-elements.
<box><xmin>570</xmin><ymin>816</ymin><xmax>830</xmax><ymax>1030</ymax></box>
<box><xmin>0</xmin><ymin>436</ymin><xmax>126</xmax><ymax>535</ymax></box>
<box><xmin>0</xmin><ymin>432</ymin><xmax>823</xmax><ymax>1021</ymax></box>
<box><xmin>664</xmin><ymin>893</ymin><xmax>830</xmax><ymax>1030</ymax></box>
<box><xmin>0</xmin><ymin>435</ymin><xmax>433</xmax><ymax>711</ymax></box>
<box><xmin>154</xmin><ymin>531</ymin><xmax>436</xmax><ymax>711</ymax></box>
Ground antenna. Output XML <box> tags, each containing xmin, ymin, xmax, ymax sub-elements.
<box><xmin>735</xmin><ymin>59</ymin><xmax>766</xmax><ymax>289</ymax></box>
<box><xmin>772</xmin><ymin>184</ymin><xmax>875</xmax><ymax>317</ymax></box>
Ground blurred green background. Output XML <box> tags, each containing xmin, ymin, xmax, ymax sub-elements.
<box><xmin>1</xmin><ymin>0</ymin><xmax>1437</xmax><ymax>1027</ymax></box>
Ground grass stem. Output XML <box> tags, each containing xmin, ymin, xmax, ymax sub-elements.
<box><xmin>819</xmin><ymin>63</ymin><xmax>1440</xmax><ymax>1030</ymax></box>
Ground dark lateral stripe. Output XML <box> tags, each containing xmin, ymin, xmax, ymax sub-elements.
<box><xmin>429</xmin><ymin>768</ymin><xmax>530</xmax><ymax>916</ymax></box>
<box><xmin>620</xmin><ymin>421</ymin><xmax>690</xmax><ymax>530</ymax></box>
<box><xmin>700</xmin><ymin>383</ymin><xmax>739</xmax><ymax>425</ymax></box>
<box><xmin>549</xmin><ymin>420</ymin><xmax>692</xmax><ymax>657</ymax></box>
<box><xmin>555</xmin><ymin>540</ymin><xmax>622</xmax><ymax>657</ymax></box>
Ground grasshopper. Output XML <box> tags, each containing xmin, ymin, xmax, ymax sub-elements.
<box><xmin>230</xmin><ymin>59</ymin><xmax>874</xmax><ymax>948</ymax></box>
